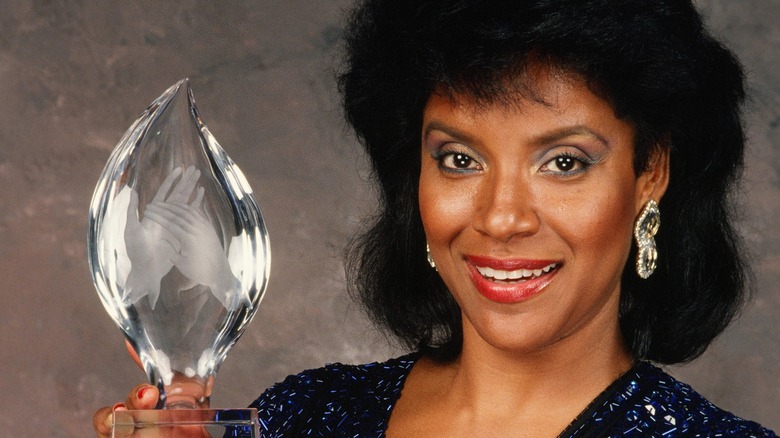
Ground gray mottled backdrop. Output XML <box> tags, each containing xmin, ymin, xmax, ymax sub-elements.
<box><xmin>0</xmin><ymin>1</ymin><xmax>777</xmax><ymax>436</ymax></box>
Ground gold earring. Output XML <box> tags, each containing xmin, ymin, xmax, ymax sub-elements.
<box><xmin>426</xmin><ymin>243</ymin><xmax>436</xmax><ymax>269</ymax></box>
<box><xmin>634</xmin><ymin>200</ymin><xmax>660</xmax><ymax>279</ymax></box>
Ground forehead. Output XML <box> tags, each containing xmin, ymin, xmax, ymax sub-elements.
<box><xmin>432</xmin><ymin>62</ymin><xmax>591</xmax><ymax>112</ymax></box>
<box><xmin>425</xmin><ymin>69</ymin><xmax>630</xmax><ymax>142</ymax></box>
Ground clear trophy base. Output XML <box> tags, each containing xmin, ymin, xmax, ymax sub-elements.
<box><xmin>112</xmin><ymin>408</ymin><xmax>260</xmax><ymax>437</ymax></box>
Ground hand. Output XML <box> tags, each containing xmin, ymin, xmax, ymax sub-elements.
<box><xmin>122</xmin><ymin>167</ymin><xmax>202</xmax><ymax>308</ymax></box>
<box><xmin>93</xmin><ymin>342</ymin><xmax>160</xmax><ymax>437</ymax></box>
<box><xmin>93</xmin><ymin>385</ymin><xmax>212</xmax><ymax>438</ymax></box>
<box><xmin>93</xmin><ymin>342</ymin><xmax>212</xmax><ymax>438</ymax></box>
<box><xmin>143</xmin><ymin>198</ymin><xmax>244</xmax><ymax>311</ymax></box>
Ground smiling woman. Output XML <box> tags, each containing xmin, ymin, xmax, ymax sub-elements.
<box><xmin>331</xmin><ymin>0</ymin><xmax>771</xmax><ymax>435</ymax></box>
<box><xmin>339</xmin><ymin>0</ymin><xmax>749</xmax><ymax>368</ymax></box>
<box><xmin>419</xmin><ymin>70</ymin><xmax>665</xmax><ymax>362</ymax></box>
<box><xmin>93</xmin><ymin>0</ymin><xmax>776</xmax><ymax>436</ymax></box>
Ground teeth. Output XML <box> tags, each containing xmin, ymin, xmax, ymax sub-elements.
<box><xmin>476</xmin><ymin>263</ymin><xmax>557</xmax><ymax>281</ymax></box>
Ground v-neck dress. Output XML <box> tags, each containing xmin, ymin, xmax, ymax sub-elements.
<box><xmin>250</xmin><ymin>354</ymin><xmax>775</xmax><ymax>437</ymax></box>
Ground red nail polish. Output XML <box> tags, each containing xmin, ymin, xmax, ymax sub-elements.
<box><xmin>112</xmin><ymin>402</ymin><xmax>126</xmax><ymax>412</ymax></box>
<box><xmin>137</xmin><ymin>386</ymin><xmax>150</xmax><ymax>400</ymax></box>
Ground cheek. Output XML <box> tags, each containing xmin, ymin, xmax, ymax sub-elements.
<box><xmin>418</xmin><ymin>172</ymin><xmax>475</xmax><ymax>241</ymax></box>
<box><xmin>550</xmin><ymin>186</ymin><xmax>636</xmax><ymax>262</ymax></box>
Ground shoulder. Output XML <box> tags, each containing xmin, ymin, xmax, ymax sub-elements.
<box><xmin>583</xmin><ymin>362</ymin><xmax>776</xmax><ymax>437</ymax></box>
<box><xmin>250</xmin><ymin>353</ymin><xmax>418</xmax><ymax>437</ymax></box>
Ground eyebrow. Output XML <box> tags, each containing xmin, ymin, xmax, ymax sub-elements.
<box><xmin>532</xmin><ymin>126</ymin><xmax>610</xmax><ymax>148</ymax></box>
<box><xmin>424</xmin><ymin>122</ymin><xmax>610</xmax><ymax>148</ymax></box>
<box><xmin>423</xmin><ymin>121</ymin><xmax>479</xmax><ymax>145</ymax></box>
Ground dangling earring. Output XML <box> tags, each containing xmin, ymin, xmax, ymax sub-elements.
<box><xmin>426</xmin><ymin>243</ymin><xmax>436</xmax><ymax>270</ymax></box>
<box><xmin>634</xmin><ymin>200</ymin><xmax>660</xmax><ymax>279</ymax></box>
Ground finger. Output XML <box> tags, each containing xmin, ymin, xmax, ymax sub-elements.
<box><xmin>149</xmin><ymin>201</ymin><xmax>205</xmax><ymax>228</ymax></box>
<box><xmin>126</xmin><ymin>383</ymin><xmax>160</xmax><ymax>410</ymax></box>
<box><xmin>167</xmin><ymin>166</ymin><xmax>200</xmax><ymax>204</ymax></box>
<box><xmin>175</xmin><ymin>167</ymin><xmax>202</xmax><ymax>203</ymax></box>
<box><xmin>110</xmin><ymin>409</ymin><xmax>136</xmax><ymax>438</ymax></box>
<box><xmin>125</xmin><ymin>339</ymin><xmax>143</xmax><ymax>370</ymax></box>
<box><xmin>152</xmin><ymin>167</ymin><xmax>183</xmax><ymax>203</ymax></box>
<box><xmin>125</xmin><ymin>190</ymin><xmax>140</xmax><ymax>225</ymax></box>
<box><xmin>139</xmin><ymin>209</ymin><xmax>185</xmax><ymax>248</ymax></box>
<box><xmin>191</xmin><ymin>186</ymin><xmax>204</xmax><ymax>209</ymax></box>
<box><xmin>143</xmin><ymin>208</ymin><xmax>193</xmax><ymax>240</ymax></box>
<box><xmin>93</xmin><ymin>405</ymin><xmax>115</xmax><ymax>437</ymax></box>
<box><xmin>128</xmin><ymin>190</ymin><xmax>139</xmax><ymax>212</ymax></box>
<box><xmin>144</xmin><ymin>203</ymin><xmax>203</xmax><ymax>235</ymax></box>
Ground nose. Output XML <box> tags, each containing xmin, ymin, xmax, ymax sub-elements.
<box><xmin>472</xmin><ymin>171</ymin><xmax>540</xmax><ymax>241</ymax></box>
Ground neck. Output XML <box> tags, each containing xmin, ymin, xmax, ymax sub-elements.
<box><xmin>388</xmin><ymin>306</ymin><xmax>634</xmax><ymax>437</ymax></box>
<box><xmin>443</xmin><ymin>313</ymin><xmax>633</xmax><ymax>423</ymax></box>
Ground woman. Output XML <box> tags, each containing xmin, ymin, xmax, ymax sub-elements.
<box><xmin>95</xmin><ymin>0</ymin><xmax>776</xmax><ymax>436</ymax></box>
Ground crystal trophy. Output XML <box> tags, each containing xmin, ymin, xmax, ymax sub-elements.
<box><xmin>88</xmin><ymin>79</ymin><xmax>269</xmax><ymax>436</ymax></box>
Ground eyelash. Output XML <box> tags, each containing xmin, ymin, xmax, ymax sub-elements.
<box><xmin>541</xmin><ymin>152</ymin><xmax>595</xmax><ymax>175</ymax></box>
<box><xmin>432</xmin><ymin>148</ymin><xmax>595</xmax><ymax>176</ymax></box>
<box><xmin>432</xmin><ymin>149</ymin><xmax>482</xmax><ymax>173</ymax></box>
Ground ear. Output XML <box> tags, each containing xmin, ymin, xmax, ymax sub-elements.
<box><xmin>635</xmin><ymin>145</ymin><xmax>670</xmax><ymax>213</ymax></box>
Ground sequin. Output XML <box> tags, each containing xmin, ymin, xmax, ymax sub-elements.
<box><xmin>250</xmin><ymin>355</ymin><xmax>775</xmax><ymax>437</ymax></box>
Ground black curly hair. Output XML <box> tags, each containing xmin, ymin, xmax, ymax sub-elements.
<box><xmin>341</xmin><ymin>0</ymin><xmax>748</xmax><ymax>364</ymax></box>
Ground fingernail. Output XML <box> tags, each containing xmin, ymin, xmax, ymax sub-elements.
<box><xmin>137</xmin><ymin>386</ymin><xmax>150</xmax><ymax>400</ymax></box>
<box><xmin>112</xmin><ymin>402</ymin><xmax>126</xmax><ymax>412</ymax></box>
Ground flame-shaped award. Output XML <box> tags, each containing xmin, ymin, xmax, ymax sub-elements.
<box><xmin>88</xmin><ymin>79</ymin><xmax>269</xmax><ymax>436</ymax></box>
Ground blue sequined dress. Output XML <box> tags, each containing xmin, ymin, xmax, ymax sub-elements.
<box><xmin>250</xmin><ymin>354</ymin><xmax>775</xmax><ymax>437</ymax></box>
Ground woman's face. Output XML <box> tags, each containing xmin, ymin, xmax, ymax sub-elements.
<box><xmin>419</xmin><ymin>71</ymin><xmax>668</xmax><ymax>357</ymax></box>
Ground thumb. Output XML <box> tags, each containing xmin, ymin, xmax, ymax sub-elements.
<box><xmin>126</xmin><ymin>190</ymin><xmax>140</xmax><ymax>227</ymax></box>
<box><xmin>125</xmin><ymin>339</ymin><xmax>143</xmax><ymax>370</ymax></box>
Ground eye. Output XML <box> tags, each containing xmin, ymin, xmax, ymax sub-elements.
<box><xmin>541</xmin><ymin>153</ymin><xmax>591</xmax><ymax>175</ymax></box>
<box><xmin>444</xmin><ymin>153</ymin><xmax>475</xmax><ymax>169</ymax></box>
<box><xmin>437</xmin><ymin>151</ymin><xmax>482</xmax><ymax>172</ymax></box>
<box><xmin>550</xmin><ymin>156</ymin><xmax>578</xmax><ymax>172</ymax></box>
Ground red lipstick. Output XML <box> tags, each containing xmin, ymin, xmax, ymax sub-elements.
<box><xmin>466</xmin><ymin>255</ymin><xmax>559</xmax><ymax>304</ymax></box>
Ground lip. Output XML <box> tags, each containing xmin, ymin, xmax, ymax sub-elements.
<box><xmin>466</xmin><ymin>255</ymin><xmax>559</xmax><ymax>304</ymax></box>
